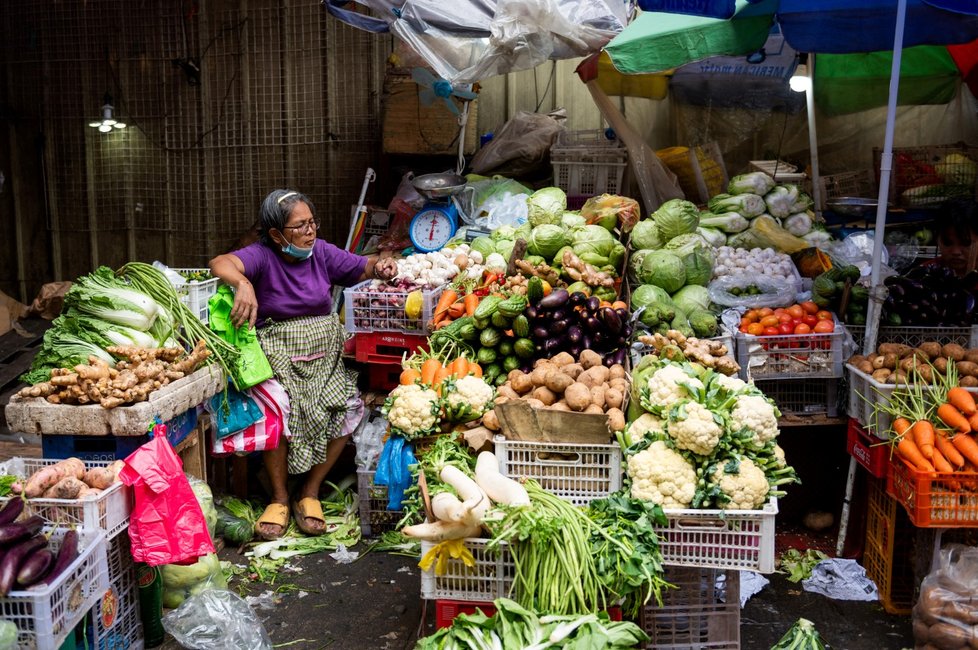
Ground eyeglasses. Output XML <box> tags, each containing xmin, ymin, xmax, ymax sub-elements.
<box><xmin>283</xmin><ymin>218</ymin><xmax>320</xmax><ymax>233</ymax></box>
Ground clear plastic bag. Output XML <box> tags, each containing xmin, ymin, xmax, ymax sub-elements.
<box><xmin>162</xmin><ymin>589</ymin><xmax>272</xmax><ymax>650</ymax></box>
<box><xmin>913</xmin><ymin>544</ymin><xmax>978</xmax><ymax>650</ymax></box>
<box><xmin>354</xmin><ymin>413</ymin><xmax>388</xmax><ymax>471</ymax></box>
<box><xmin>160</xmin><ymin>552</ymin><xmax>228</xmax><ymax>610</ymax></box>
<box><xmin>708</xmin><ymin>274</ymin><xmax>799</xmax><ymax>309</ymax></box>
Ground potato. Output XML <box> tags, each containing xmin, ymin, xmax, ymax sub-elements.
<box><xmin>609</xmin><ymin>378</ymin><xmax>628</xmax><ymax>395</ymax></box>
<box><xmin>550</xmin><ymin>352</ymin><xmax>575</xmax><ymax>368</ymax></box>
<box><xmin>507</xmin><ymin>369</ymin><xmax>524</xmax><ymax>383</ymax></box>
<box><xmin>604</xmin><ymin>388</ymin><xmax>624</xmax><ymax>410</ymax></box>
<box><xmin>584</xmin><ymin>404</ymin><xmax>605</xmax><ymax>415</ymax></box>
<box><xmin>916</xmin><ymin>365</ymin><xmax>935</xmax><ymax>384</ymax></box>
<box><xmin>510</xmin><ymin>372</ymin><xmax>534</xmax><ymax>395</ymax></box>
<box><xmin>966</xmin><ymin>349</ymin><xmax>978</xmax><ymax>364</ymax></box>
<box><xmin>608</xmin><ymin>364</ymin><xmax>626</xmax><ymax>380</ymax></box>
<box><xmin>494</xmin><ymin>396</ymin><xmax>510</xmax><ymax>405</ymax></box>
<box><xmin>934</xmin><ymin>357</ymin><xmax>950</xmax><ymax>374</ymax></box>
<box><xmin>483</xmin><ymin>409</ymin><xmax>501</xmax><ymax>431</ymax></box>
<box><xmin>943</xmin><ymin>343</ymin><xmax>967</xmax><ymax>362</ymax></box>
<box><xmin>911</xmin><ymin>347</ymin><xmax>931</xmax><ymax>362</ymax></box>
<box><xmin>497</xmin><ymin>385</ymin><xmax>520</xmax><ymax>400</ymax></box>
<box><xmin>606</xmin><ymin>408</ymin><xmax>626</xmax><ymax>432</ymax></box>
<box><xmin>544</xmin><ymin>370</ymin><xmax>574</xmax><ymax>395</ymax></box>
<box><xmin>531</xmin><ymin>386</ymin><xmax>557</xmax><ymax>406</ymax></box>
<box><xmin>579</xmin><ymin>349</ymin><xmax>603</xmax><ymax>370</ymax></box>
<box><xmin>562</xmin><ymin>363</ymin><xmax>584</xmax><ymax>380</ymax></box>
<box><xmin>579</xmin><ymin>366</ymin><xmax>610</xmax><ymax>388</ymax></box>
<box><xmin>879</xmin><ymin>343</ymin><xmax>912</xmax><ymax>357</ymax></box>
<box><xmin>564</xmin><ymin>382</ymin><xmax>591</xmax><ymax>411</ymax></box>
<box><xmin>900</xmin><ymin>356</ymin><xmax>922</xmax><ymax>373</ymax></box>
<box><xmin>871</xmin><ymin>355</ymin><xmax>886</xmax><ymax>370</ymax></box>
<box><xmin>927</xmin><ymin>622</ymin><xmax>972</xmax><ymax>650</ymax></box>
<box><xmin>525</xmin><ymin>398</ymin><xmax>546</xmax><ymax>409</ymax></box>
<box><xmin>853</xmin><ymin>360</ymin><xmax>874</xmax><ymax>375</ymax></box>
<box><xmin>958</xmin><ymin>361</ymin><xmax>978</xmax><ymax>378</ymax></box>
<box><xmin>589</xmin><ymin>385</ymin><xmax>607</xmax><ymax>410</ymax></box>
<box><xmin>961</xmin><ymin>375</ymin><xmax>978</xmax><ymax>388</ymax></box>
<box><xmin>530</xmin><ymin>365</ymin><xmax>552</xmax><ymax>387</ymax></box>
<box><xmin>549</xmin><ymin>400</ymin><xmax>571</xmax><ymax>412</ymax></box>
<box><xmin>871</xmin><ymin>368</ymin><xmax>892</xmax><ymax>383</ymax></box>
<box><xmin>920</xmin><ymin>342</ymin><xmax>943</xmax><ymax>359</ymax></box>
<box><xmin>848</xmin><ymin>354</ymin><xmax>869</xmax><ymax>366</ymax></box>
<box><xmin>882</xmin><ymin>353</ymin><xmax>900</xmax><ymax>369</ymax></box>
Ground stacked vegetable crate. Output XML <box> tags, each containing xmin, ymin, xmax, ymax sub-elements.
<box><xmin>862</xmin><ymin>474</ymin><xmax>915</xmax><ymax>615</ymax></box>
<box><xmin>873</xmin><ymin>143</ymin><xmax>978</xmax><ymax>207</ymax></box>
<box><xmin>550</xmin><ymin>129</ymin><xmax>628</xmax><ymax>199</ymax></box>
<box><xmin>170</xmin><ymin>268</ymin><xmax>221</xmax><ymax>324</ymax></box>
<box><xmin>85</xmin><ymin>532</ymin><xmax>144</xmax><ymax>649</ymax></box>
<box><xmin>356</xmin><ymin>469</ymin><xmax>403</xmax><ymax>538</ymax></box>
<box><xmin>640</xmin><ymin>567</ymin><xmax>740</xmax><ymax>650</ymax></box>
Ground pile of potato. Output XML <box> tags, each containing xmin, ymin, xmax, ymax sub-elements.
<box><xmin>482</xmin><ymin>349</ymin><xmax>628</xmax><ymax>432</ymax></box>
<box><xmin>848</xmin><ymin>342</ymin><xmax>978</xmax><ymax>386</ymax></box>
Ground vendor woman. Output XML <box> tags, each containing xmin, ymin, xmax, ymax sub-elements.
<box><xmin>209</xmin><ymin>189</ymin><xmax>398</xmax><ymax>539</ymax></box>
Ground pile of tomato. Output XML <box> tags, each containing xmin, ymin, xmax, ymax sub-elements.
<box><xmin>738</xmin><ymin>302</ymin><xmax>836</xmax><ymax>337</ymax></box>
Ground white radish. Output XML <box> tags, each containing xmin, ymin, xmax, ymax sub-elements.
<box><xmin>431</xmin><ymin>492</ymin><xmax>465</xmax><ymax>522</ymax></box>
<box><xmin>401</xmin><ymin>520</ymin><xmax>481</xmax><ymax>542</ymax></box>
<box><xmin>474</xmin><ymin>452</ymin><xmax>531</xmax><ymax>506</ymax></box>
<box><xmin>439</xmin><ymin>465</ymin><xmax>490</xmax><ymax>526</ymax></box>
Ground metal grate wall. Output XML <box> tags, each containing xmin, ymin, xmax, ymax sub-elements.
<box><xmin>1</xmin><ymin>0</ymin><xmax>388</xmax><ymax>280</ymax></box>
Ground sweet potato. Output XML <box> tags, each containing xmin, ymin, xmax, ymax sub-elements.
<box><xmin>83</xmin><ymin>460</ymin><xmax>124</xmax><ymax>490</ymax></box>
<box><xmin>24</xmin><ymin>457</ymin><xmax>85</xmax><ymax>498</ymax></box>
<box><xmin>43</xmin><ymin>476</ymin><xmax>87</xmax><ymax>500</ymax></box>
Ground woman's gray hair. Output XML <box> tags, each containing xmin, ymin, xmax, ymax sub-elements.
<box><xmin>258</xmin><ymin>189</ymin><xmax>316</xmax><ymax>246</ymax></box>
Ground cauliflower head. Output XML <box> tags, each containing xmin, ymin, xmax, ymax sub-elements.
<box><xmin>445</xmin><ymin>375</ymin><xmax>495</xmax><ymax>421</ymax></box>
<box><xmin>623</xmin><ymin>413</ymin><xmax>666</xmax><ymax>447</ymax></box>
<box><xmin>773</xmin><ymin>444</ymin><xmax>787</xmax><ymax>468</ymax></box>
<box><xmin>730</xmin><ymin>394</ymin><xmax>779</xmax><ymax>447</ymax></box>
<box><xmin>627</xmin><ymin>440</ymin><xmax>697</xmax><ymax>508</ymax></box>
<box><xmin>713</xmin><ymin>457</ymin><xmax>769</xmax><ymax>509</ymax></box>
<box><xmin>713</xmin><ymin>374</ymin><xmax>747</xmax><ymax>394</ymax></box>
<box><xmin>643</xmin><ymin>364</ymin><xmax>704</xmax><ymax>412</ymax></box>
<box><xmin>668</xmin><ymin>400</ymin><xmax>722</xmax><ymax>456</ymax></box>
<box><xmin>383</xmin><ymin>384</ymin><xmax>440</xmax><ymax>436</ymax></box>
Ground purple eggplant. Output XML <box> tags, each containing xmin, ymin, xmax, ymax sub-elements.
<box><xmin>37</xmin><ymin>530</ymin><xmax>77</xmax><ymax>588</ymax></box>
<box><xmin>582</xmin><ymin>335</ymin><xmax>593</xmax><ymax>350</ymax></box>
<box><xmin>551</xmin><ymin>308</ymin><xmax>567</xmax><ymax>322</ymax></box>
<box><xmin>16</xmin><ymin>547</ymin><xmax>54</xmax><ymax>587</ymax></box>
<box><xmin>602</xmin><ymin>308</ymin><xmax>622</xmax><ymax>334</ymax></box>
<box><xmin>604</xmin><ymin>353</ymin><xmax>616</xmax><ymax>367</ymax></box>
<box><xmin>569</xmin><ymin>344</ymin><xmax>583</xmax><ymax>357</ymax></box>
<box><xmin>612</xmin><ymin>348</ymin><xmax>627</xmax><ymax>366</ymax></box>
<box><xmin>524</xmin><ymin>306</ymin><xmax>538</xmax><ymax>320</ymax></box>
<box><xmin>0</xmin><ymin>535</ymin><xmax>47</xmax><ymax>596</ymax></box>
<box><xmin>533</xmin><ymin>326</ymin><xmax>550</xmax><ymax>341</ymax></box>
<box><xmin>552</xmin><ymin>320</ymin><xmax>569</xmax><ymax>334</ymax></box>
<box><xmin>0</xmin><ymin>515</ymin><xmax>44</xmax><ymax>546</ymax></box>
<box><xmin>0</xmin><ymin>498</ymin><xmax>24</xmax><ymax>526</ymax></box>
<box><xmin>569</xmin><ymin>291</ymin><xmax>587</xmax><ymax>306</ymax></box>
<box><xmin>586</xmin><ymin>296</ymin><xmax>601</xmax><ymax>313</ymax></box>
<box><xmin>585</xmin><ymin>316</ymin><xmax>602</xmax><ymax>332</ymax></box>
<box><xmin>538</xmin><ymin>289</ymin><xmax>569</xmax><ymax>311</ymax></box>
<box><xmin>544</xmin><ymin>338</ymin><xmax>563</xmax><ymax>354</ymax></box>
<box><xmin>567</xmin><ymin>326</ymin><xmax>583</xmax><ymax>344</ymax></box>
<box><xmin>614</xmin><ymin>307</ymin><xmax>629</xmax><ymax>322</ymax></box>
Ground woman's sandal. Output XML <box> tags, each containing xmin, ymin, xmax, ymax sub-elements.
<box><xmin>292</xmin><ymin>497</ymin><xmax>327</xmax><ymax>536</ymax></box>
<box><xmin>255</xmin><ymin>503</ymin><xmax>290</xmax><ymax>541</ymax></box>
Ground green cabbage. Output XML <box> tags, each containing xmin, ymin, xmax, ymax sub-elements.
<box><xmin>0</xmin><ymin>620</ymin><xmax>16</xmax><ymax>649</ymax></box>
<box><xmin>630</xmin><ymin>219</ymin><xmax>663</xmax><ymax>250</ymax></box>
<box><xmin>161</xmin><ymin>552</ymin><xmax>223</xmax><ymax>590</ymax></box>
<box><xmin>630</xmin><ymin>284</ymin><xmax>676</xmax><ymax>327</ymax></box>
<box><xmin>470</xmin><ymin>236</ymin><xmax>495</xmax><ymax>258</ymax></box>
<box><xmin>708</xmin><ymin>193</ymin><xmax>766</xmax><ymax>218</ymax></box>
<box><xmin>495</xmin><ymin>239</ymin><xmax>515</xmax><ymax>261</ymax></box>
<box><xmin>682</xmin><ymin>247</ymin><xmax>714</xmax><ymax>286</ymax></box>
<box><xmin>640</xmin><ymin>250</ymin><xmax>686</xmax><ymax>293</ymax></box>
<box><xmin>664</xmin><ymin>233</ymin><xmax>709</xmax><ymax>259</ymax></box>
<box><xmin>527</xmin><ymin>225</ymin><xmax>566</xmax><ymax>260</ymax></box>
<box><xmin>527</xmin><ymin>187</ymin><xmax>567</xmax><ymax>226</ymax></box>
<box><xmin>571</xmin><ymin>224</ymin><xmax>615</xmax><ymax>247</ymax></box>
<box><xmin>671</xmin><ymin>285</ymin><xmax>711</xmax><ymax>314</ymax></box>
<box><xmin>629</xmin><ymin>249</ymin><xmax>652</xmax><ymax>279</ymax></box>
<box><xmin>514</xmin><ymin>222</ymin><xmax>532</xmax><ymax>241</ymax></box>
<box><xmin>491</xmin><ymin>225</ymin><xmax>516</xmax><ymax>241</ymax></box>
<box><xmin>561</xmin><ymin>212</ymin><xmax>586</xmax><ymax>230</ymax></box>
<box><xmin>728</xmin><ymin>172</ymin><xmax>775</xmax><ymax>196</ymax></box>
<box><xmin>652</xmin><ymin>199</ymin><xmax>700</xmax><ymax>242</ymax></box>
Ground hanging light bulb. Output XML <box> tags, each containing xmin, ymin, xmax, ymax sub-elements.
<box><xmin>89</xmin><ymin>92</ymin><xmax>127</xmax><ymax>133</ymax></box>
<box><xmin>789</xmin><ymin>54</ymin><xmax>812</xmax><ymax>93</ymax></box>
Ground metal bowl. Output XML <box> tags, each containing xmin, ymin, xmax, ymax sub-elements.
<box><xmin>412</xmin><ymin>172</ymin><xmax>466</xmax><ymax>199</ymax></box>
<box><xmin>826</xmin><ymin>196</ymin><xmax>887</xmax><ymax>218</ymax></box>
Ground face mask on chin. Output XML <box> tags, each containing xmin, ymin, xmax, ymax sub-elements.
<box><xmin>281</xmin><ymin>241</ymin><xmax>314</xmax><ymax>260</ymax></box>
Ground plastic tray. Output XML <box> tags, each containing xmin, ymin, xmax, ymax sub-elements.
<box><xmin>356</xmin><ymin>469</ymin><xmax>403</xmax><ymax>538</ymax></box>
<box><xmin>420</xmin><ymin>537</ymin><xmax>514</xmax><ymax>602</ymax></box>
<box><xmin>170</xmin><ymin>268</ymin><xmax>220</xmax><ymax>324</ymax></box>
<box><xmin>846</xmin><ymin>419</ymin><xmax>890</xmax><ymax>479</ymax></box>
<box><xmin>655</xmin><ymin>499</ymin><xmax>778</xmax><ymax>573</ymax></box>
<box><xmin>640</xmin><ymin>566</ymin><xmax>740</xmax><ymax>650</ymax></box>
<box><xmin>0</xmin><ymin>458</ymin><xmax>132</xmax><ymax>539</ymax></box>
<box><xmin>343</xmin><ymin>280</ymin><xmax>445</xmax><ymax>334</ymax></box>
<box><xmin>886</xmin><ymin>455</ymin><xmax>978</xmax><ymax>528</ymax></box>
<box><xmin>735</xmin><ymin>329</ymin><xmax>845</xmax><ymax>380</ymax></box>
<box><xmin>753</xmin><ymin>377</ymin><xmax>840</xmax><ymax>417</ymax></box>
<box><xmin>493</xmin><ymin>436</ymin><xmax>622</xmax><ymax>507</ymax></box>
<box><xmin>0</xmin><ymin>528</ymin><xmax>108</xmax><ymax>650</ymax></box>
<box><xmin>863</xmin><ymin>475</ymin><xmax>914</xmax><ymax>615</ymax></box>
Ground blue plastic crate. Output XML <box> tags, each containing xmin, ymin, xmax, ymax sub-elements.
<box><xmin>41</xmin><ymin>408</ymin><xmax>198</xmax><ymax>461</ymax></box>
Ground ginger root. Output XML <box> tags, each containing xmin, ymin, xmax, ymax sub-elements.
<box><xmin>639</xmin><ymin>330</ymin><xmax>741</xmax><ymax>376</ymax></box>
<box><xmin>514</xmin><ymin>259</ymin><xmax>562</xmax><ymax>286</ymax></box>
<box><xmin>561</xmin><ymin>250</ymin><xmax>615</xmax><ymax>288</ymax></box>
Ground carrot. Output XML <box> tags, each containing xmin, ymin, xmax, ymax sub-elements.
<box><xmin>952</xmin><ymin>433</ymin><xmax>978</xmax><ymax>468</ymax></box>
<box><xmin>468</xmin><ymin>363</ymin><xmax>483</xmax><ymax>378</ymax></box>
<box><xmin>948</xmin><ymin>387</ymin><xmax>978</xmax><ymax>416</ymax></box>
<box><xmin>969</xmin><ymin>411</ymin><xmax>978</xmax><ymax>433</ymax></box>
<box><xmin>420</xmin><ymin>358</ymin><xmax>442</xmax><ymax>386</ymax></box>
<box><xmin>451</xmin><ymin>356</ymin><xmax>469</xmax><ymax>378</ymax></box>
<box><xmin>892</xmin><ymin>417</ymin><xmax>913</xmax><ymax>439</ymax></box>
<box><xmin>938</xmin><ymin>403</ymin><xmax>972</xmax><ymax>435</ymax></box>
<box><xmin>936</xmin><ymin>432</ymin><xmax>966</xmax><ymax>469</ymax></box>
<box><xmin>448</xmin><ymin>301</ymin><xmax>466</xmax><ymax>320</ymax></box>
<box><xmin>464</xmin><ymin>293</ymin><xmax>480</xmax><ymax>317</ymax></box>
<box><xmin>434</xmin><ymin>367</ymin><xmax>452</xmax><ymax>386</ymax></box>
<box><xmin>931</xmin><ymin>446</ymin><xmax>954</xmax><ymax>474</ymax></box>
<box><xmin>400</xmin><ymin>368</ymin><xmax>421</xmax><ymax>386</ymax></box>
<box><xmin>896</xmin><ymin>436</ymin><xmax>935</xmax><ymax>472</ymax></box>
<box><xmin>433</xmin><ymin>289</ymin><xmax>459</xmax><ymax>324</ymax></box>
<box><xmin>912</xmin><ymin>419</ymin><xmax>936</xmax><ymax>459</ymax></box>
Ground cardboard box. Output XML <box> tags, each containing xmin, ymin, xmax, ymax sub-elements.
<box><xmin>493</xmin><ymin>400</ymin><xmax>612</xmax><ymax>445</ymax></box>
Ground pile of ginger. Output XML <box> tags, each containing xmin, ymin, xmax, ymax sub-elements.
<box><xmin>18</xmin><ymin>340</ymin><xmax>210</xmax><ymax>408</ymax></box>
<box><xmin>638</xmin><ymin>329</ymin><xmax>741</xmax><ymax>376</ymax></box>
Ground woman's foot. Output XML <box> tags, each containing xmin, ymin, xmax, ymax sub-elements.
<box><xmin>292</xmin><ymin>494</ymin><xmax>326</xmax><ymax>536</ymax></box>
<box><xmin>255</xmin><ymin>500</ymin><xmax>290</xmax><ymax>540</ymax></box>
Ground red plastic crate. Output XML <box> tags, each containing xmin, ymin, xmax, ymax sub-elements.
<box><xmin>886</xmin><ymin>455</ymin><xmax>978</xmax><ymax>527</ymax></box>
<box><xmin>434</xmin><ymin>600</ymin><xmax>622</xmax><ymax>630</ymax></box>
<box><xmin>354</xmin><ymin>331</ymin><xmax>428</xmax><ymax>363</ymax></box>
<box><xmin>366</xmin><ymin>363</ymin><xmax>401</xmax><ymax>392</ymax></box>
<box><xmin>846</xmin><ymin>418</ymin><xmax>890</xmax><ymax>478</ymax></box>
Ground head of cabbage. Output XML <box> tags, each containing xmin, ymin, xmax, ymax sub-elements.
<box><xmin>639</xmin><ymin>250</ymin><xmax>686</xmax><ymax>293</ymax></box>
<box><xmin>527</xmin><ymin>225</ymin><xmax>566</xmax><ymax>260</ymax></box>
<box><xmin>664</xmin><ymin>233</ymin><xmax>709</xmax><ymax>259</ymax></box>
<box><xmin>682</xmin><ymin>246</ymin><xmax>714</xmax><ymax>286</ymax></box>
<box><xmin>470</xmin><ymin>236</ymin><xmax>495</xmax><ymax>259</ymax></box>
<box><xmin>652</xmin><ymin>199</ymin><xmax>700</xmax><ymax>242</ymax></box>
<box><xmin>671</xmin><ymin>285</ymin><xmax>712</xmax><ymax>314</ymax></box>
<box><xmin>630</xmin><ymin>219</ymin><xmax>663</xmax><ymax>250</ymax></box>
<box><xmin>495</xmin><ymin>239</ymin><xmax>515</xmax><ymax>261</ymax></box>
<box><xmin>561</xmin><ymin>212</ymin><xmax>586</xmax><ymax>230</ymax></box>
<box><xmin>527</xmin><ymin>187</ymin><xmax>567</xmax><ymax>227</ymax></box>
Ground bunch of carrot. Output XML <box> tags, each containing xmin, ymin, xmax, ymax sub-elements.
<box><xmin>431</xmin><ymin>274</ymin><xmax>504</xmax><ymax>329</ymax></box>
<box><xmin>399</xmin><ymin>353</ymin><xmax>482</xmax><ymax>391</ymax></box>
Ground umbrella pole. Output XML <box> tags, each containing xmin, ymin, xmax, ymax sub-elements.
<box><xmin>804</xmin><ymin>59</ymin><xmax>823</xmax><ymax>217</ymax></box>
<box><xmin>837</xmin><ymin>0</ymin><xmax>908</xmax><ymax>557</ymax></box>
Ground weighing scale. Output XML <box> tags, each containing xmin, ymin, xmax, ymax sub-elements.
<box><xmin>409</xmin><ymin>173</ymin><xmax>471</xmax><ymax>252</ymax></box>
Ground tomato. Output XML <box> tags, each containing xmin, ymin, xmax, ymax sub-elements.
<box><xmin>787</xmin><ymin>304</ymin><xmax>805</xmax><ymax>319</ymax></box>
<box><xmin>740</xmin><ymin>316</ymin><xmax>753</xmax><ymax>328</ymax></box>
<box><xmin>747</xmin><ymin>323</ymin><xmax>765</xmax><ymax>336</ymax></box>
<box><xmin>793</xmin><ymin>323</ymin><xmax>812</xmax><ymax>334</ymax></box>
<box><xmin>816</xmin><ymin>310</ymin><xmax>834</xmax><ymax>321</ymax></box>
<box><xmin>745</xmin><ymin>309</ymin><xmax>760</xmax><ymax>322</ymax></box>
<box><xmin>778</xmin><ymin>313</ymin><xmax>793</xmax><ymax>324</ymax></box>
<box><xmin>779</xmin><ymin>323</ymin><xmax>794</xmax><ymax>335</ymax></box>
<box><xmin>763</xmin><ymin>326</ymin><xmax>781</xmax><ymax>336</ymax></box>
<box><xmin>801</xmin><ymin>301</ymin><xmax>819</xmax><ymax>315</ymax></box>
<box><xmin>813</xmin><ymin>319</ymin><xmax>835</xmax><ymax>333</ymax></box>
<box><xmin>758</xmin><ymin>307</ymin><xmax>774</xmax><ymax>317</ymax></box>
<box><xmin>739</xmin><ymin>324</ymin><xmax>750</xmax><ymax>333</ymax></box>
<box><xmin>791</xmin><ymin>318</ymin><xmax>802</xmax><ymax>326</ymax></box>
<box><xmin>802</xmin><ymin>314</ymin><xmax>818</xmax><ymax>327</ymax></box>
<box><xmin>760</xmin><ymin>315</ymin><xmax>781</xmax><ymax>328</ymax></box>
<box><xmin>773</xmin><ymin>308</ymin><xmax>787</xmax><ymax>317</ymax></box>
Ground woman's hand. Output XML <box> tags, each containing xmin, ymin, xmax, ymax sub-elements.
<box><xmin>374</xmin><ymin>257</ymin><xmax>398</xmax><ymax>281</ymax></box>
<box><xmin>231</xmin><ymin>280</ymin><xmax>259</xmax><ymax>328</ymax></box>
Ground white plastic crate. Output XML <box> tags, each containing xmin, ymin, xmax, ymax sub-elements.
<box><xmin>641</xmin><ymin>567</ymin><xmax>740</xmax><ymax>650</ymax></box>
<box><xmin>735</xmin><ymin>329</ymin><xmax>845</xmax><ymax>380</ymax></box>
<box><xmin>420</xmin><ymin>537</ymin><xmax>514</xmax><ymax>602</ymax></box>
<box><xmin>845</xmin><ymin>324</ymin><xmax>978</xmax><ymax>353</ymax></box>
<box><xmin>170</xmin><ymin>268</ymin><xmax>220</xmax><ymax>323</ymax></box>
<box><xmin>0</xmin><ymin>458</ymin><xmax>132</xmax><ymax>540</ymax></box>
<box><xmin>655</xmin><ymin>499</ymin><xmax>778</xmax><ymax>573</ymax></box>
<box><xmin>493</xmin><ymin>437</ymin><xmax>621</xmax><ymax>507</ymax></box>
<box><xmin>343</xmin><ymin>280</ymin><xmax>445</xmax><ymax>334</ymax></box>
<box><xmin>357</xmin><ymin>469</ymin><xmax>403</xmax><ymax>538</ymax></box>
<box><xmin>551</xmin><ymin>129</ymin><xmax>628</xmax><ymax>196</ymax></box>
<box><xmin>0</xmin><ymin>528</ymin><xmax>108</xmax><ymax>650</ymax></box>
<box><xmin>847</xmin><ymin>364</ymin><xmax>978</xmax><ymax>438</ymax></box>
<box><xmin>90</xmin><ymin>582</ymin><xmax>143</xmax><ymax>650</ymax></box>
<box><xmin>753</xmin><ymin>378</ymin><xmax>840</xmax><ymax>417</ymax></box>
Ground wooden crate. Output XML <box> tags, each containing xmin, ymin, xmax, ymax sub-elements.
<box><xmin>382</xmin><ymin>73</ymin><xmax>478</xmax><ymax>155</ymax></box>
<box><xmin>177</xmin><ymin>415</ymin><xmax>209</xmax><ymax>483</ymax></box>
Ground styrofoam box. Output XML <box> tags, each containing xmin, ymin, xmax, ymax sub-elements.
<box><xmin>0</xmin><ymin>458</ymin><xmax>132</xmax><ymax>539</ymax></box>
<box><xmin>0</xmin><ymin>528</ymin><xmax>108</xmax><ymax>650</ymax></box>
<box><xmin>656</xmin><ymin>499</ymin><xmax>778</xmax><ymax>573</ymax></box>
<box><xmin>420</xmin><ymin>537</ymin><xmax>513</xmax><ymax>602</ymax></box>
<box><xmin>493</xmin><ymin>436</ymin><xmax>621</xmax><ymax>507</ymax></box>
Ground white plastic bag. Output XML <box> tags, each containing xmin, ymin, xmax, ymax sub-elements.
<box><xmin>708</xmin><ymin>274</ymin><xmax>798</xmax><ymax>309</ymax></box>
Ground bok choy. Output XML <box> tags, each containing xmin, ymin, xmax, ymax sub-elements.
<box><xmin>64</xmin><ymin>267</ymin><xmax>159</xmax><ymax>331</ymax></box>
<box><xmin>21</xmin><ymin>329</ymin><xmax>117</xmax><ymax>385</ymax></box>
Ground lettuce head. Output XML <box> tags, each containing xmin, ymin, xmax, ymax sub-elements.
<box><xmin>527</xmin><ymin>225</ymin><xmax>566</xmax><ymax>260</ymax></box>
<box><xmin>631</xmin><ymin>219</ymin><xmax>663</xmax><ymax>250</ymax></box>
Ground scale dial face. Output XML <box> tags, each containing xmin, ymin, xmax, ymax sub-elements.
<box><xmin>409</xmin><ymin>207</ymin><xmax>457</xmax><ymax>252</ymax></box>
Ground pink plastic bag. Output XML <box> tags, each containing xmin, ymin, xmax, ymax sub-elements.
<box><xmin>120</xmin><ymin>435</ymin><xmax>215</xmax><ymax>566</ymax></box>
<box><xmin>210</xmin><ymin>380</ymin><xmax>290</xmax><ymax>456</ymax></box>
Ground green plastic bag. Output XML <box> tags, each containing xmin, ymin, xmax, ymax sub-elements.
<box><xmin>208</xmin><ymin>285</ymin><xmax>274</xmax><ymax>389</ymax></box>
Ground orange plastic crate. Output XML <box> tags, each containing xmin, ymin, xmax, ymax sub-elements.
<box><xmin>886</xmin><ymin>455</ymin><xmax>978</xmax><ymax>527</ymax></box>
<box><xmin>862</xmin><ymin>475</ymin><xmax>914</xmax><ymax>614</ymax></box>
